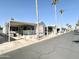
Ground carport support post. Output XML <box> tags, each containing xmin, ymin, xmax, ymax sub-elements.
<box><xmin>47</xmin><ymin>26</ymin><xmax>48</xmax><ymax>36</ymax></box>
<box><xmin>28</xmin><ymin>30</ymin><xmax>29</xmax><ymax>39</ymax></box>
<box><xmin>8</xmin><ymin>20</ymin><xmax>10</xmax><ymax>42</ymax></box>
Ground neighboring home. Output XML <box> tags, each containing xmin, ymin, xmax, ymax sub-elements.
<box><xmin>38</xmin><ymin>22</ymin><xmax>46</xmax><ymax>36</ymax></box>
<box><xmin>76</xmin><ymin>20</ymin><xmax>79</xmax><ymax>29</ymax></box>
<box><xmin>45</xmin><ymin>26</ymin><xmax>56</xmax><ymax>35</ymax></box>
<box><xmin>3</xmin><ymin>20</ymin><xmax>46</xmax><ymax>39</ymax></box>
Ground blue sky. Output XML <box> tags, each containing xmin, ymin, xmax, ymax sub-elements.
<box><xmin>0</xmin><ymin>0</ymin><xmax>79</xmax><ymax>27</ymax></box>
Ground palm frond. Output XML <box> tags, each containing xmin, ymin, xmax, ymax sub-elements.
<box><xmin>52</xmin><ymin>0</ymin><xmax>59</xmax><ymax>5</ymax></box>
<box><xmin>60</xmin><ymin>9</ymin><xmax>64</xmax><ymax>14</ymax></box>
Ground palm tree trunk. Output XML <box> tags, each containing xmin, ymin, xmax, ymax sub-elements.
<box><xmin>54</xmin><ymin>4</ymin><xmax>57</xmax><ymax>34</ymax></box>
<box><xmin>61</xmin><ymin>14</ymin><xmax>63</xmax><ymax>27</ymax></box>
<box><xmin>54</xmin><ymin>4</ymin><xmax>57</xmax><ymax>26</ymax></box>
<box><xmin>35</xmin><ymin>0</ymin><xmax>39</xmax><ymax>38</ymax></box>
<box><xmin>60</xmin><ymin>14</ymin><xmax>63</xmax><ymax>33</ymax></box>
<box><xmin>60</xmin><ymin>9</ymin><xmax>64</xmax><ymax>28</ymax></box>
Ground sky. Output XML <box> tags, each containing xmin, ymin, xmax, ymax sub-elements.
<box><xmin>0</xmin><ymin>0</ymin><xmax>79</xmax><ymax>27</ymax></box>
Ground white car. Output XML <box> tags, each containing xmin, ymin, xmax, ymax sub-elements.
<box><xmin>74</xmin><ymin>26</ymin><xmax>79</xmax><ymax>33</ymax></box>
<box><xmin>74</xmin><ymin>29</ymin><xmax>79</xmax><ymax>33</ymax></box>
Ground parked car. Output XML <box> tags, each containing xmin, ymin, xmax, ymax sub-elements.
<box><xmin>74</xmin><ymin>29</ymin><xmax>79</xmax><ymax>33</ymax></box>
<box><xmin>74</xmin><ymin>26</ymin><xmax>79</xmax><ymax>35</ymax></box>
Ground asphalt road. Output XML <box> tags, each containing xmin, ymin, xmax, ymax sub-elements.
<box><xmin>0</xmin><ymin>31</ymin><xmax>79</xmax><ymax>59</ymax></box>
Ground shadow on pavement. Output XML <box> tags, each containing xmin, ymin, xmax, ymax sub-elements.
<box><xmin>0</xmin><ymin>33</ymin><xmax>16</xmax><ymax>44</ymax></box>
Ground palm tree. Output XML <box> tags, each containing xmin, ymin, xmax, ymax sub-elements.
<box><xmin>66</xmin><ymin>24</ymin><xmax>72</xmax><ymax>31</ymax></box>
<box><xmin>11</xmin><ymin>18</ymin><xmax>15</xmax><ymax>21</ymax></box>
<box><xmin>59</xmin><ymin>9</ymin><xmax>64</xmax><ymax>27</ymax></box>
<box><xmin>52</xmin><ymin>0</ymin><xmax>59</xmax><ymax>34</ymax></box>
<box><xmin>60</xmin><ymin>9</ymin><xmax>64</xmax><ymax>15</ymax></box>
<box><xmin>52</xmin><ymin>0</ymin><xmax>59</xmax><ymax>26</ymax></box>
<box><xmin>35</xmin><ymin>0</ymin><xmax>39</xmax><ymax>38</ymax></box>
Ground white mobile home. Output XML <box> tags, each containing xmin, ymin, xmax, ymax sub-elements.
<box><xmin>3</xmin><ymin>20</ymin><xmax>45</xmax><ymax>39</ymax></box>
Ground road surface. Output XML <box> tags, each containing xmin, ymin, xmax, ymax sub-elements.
<box><xmin>0</xmin><ymin>31</ymin><xmax>79</xmax><ymax>59</ymax></box>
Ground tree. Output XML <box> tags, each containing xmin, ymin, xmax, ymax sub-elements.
<box><xmin>66</xmin><ymin>24</ymin><xmax>72</xmax><ymax>30</ymax></box>
<box><xmin>59</xmin><ymin>8</ymin><xmax>64</xmax><ymax>27</ymax></box>
<box><xmin>35</xmin><ymin>0</ymin><xmax>39</xmax><ymax>38</ymax></box>
<box><xmin>52</xmin><ymin>0</ymin><xmax>59</xmax><ymax>5</ymax></box>
<box><xmin>59</xmin><ymin>9</ymin><xmax>64</xmax><ymax>15</ymax></box>
<box><xmin>52</xmin><ymin>0</ymin><xmax>59</xmax><ymax>26</ymax></box>
<box><xmin>68</xmin><ymin>25</ymin><xmax>72</xmax><ymax>28</ymax></box>
<box><xmin>11</xmin><ymin>18</ymin><xmax>15</xmax><ymax>21</ymax></box>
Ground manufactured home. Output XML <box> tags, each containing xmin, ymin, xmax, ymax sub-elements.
<box><xmin>3</xmin><ymin>20</ymin><xmax>46</xmax><ymax>39</ymax></box>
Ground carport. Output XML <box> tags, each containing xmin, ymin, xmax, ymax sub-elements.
<box><xmin>7</xmin><ymin>20</ymin><xmax>36</xmax><ymax>41</ymax></box>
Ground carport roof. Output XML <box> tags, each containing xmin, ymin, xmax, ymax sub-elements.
<box><xmin>8</xmin><ymin>21</ymin><xmax>36</xmax><ymax>27</ymax></box>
